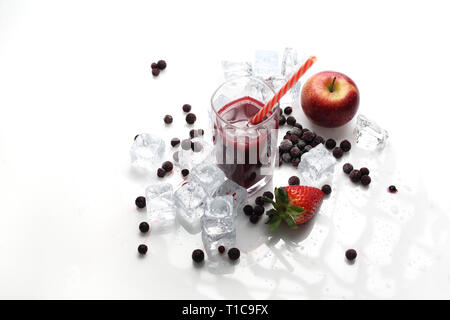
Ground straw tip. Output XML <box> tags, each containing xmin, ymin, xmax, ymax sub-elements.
<box><xmin>310</xmin><ymin>56</ymin><xmax>317</xmax><ymax>62</ymax></box>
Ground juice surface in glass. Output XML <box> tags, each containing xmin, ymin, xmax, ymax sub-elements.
<box><xmin>213</xmin><ymin>96</ymin><xmax>278</xmax><ymax>191</ymax></box>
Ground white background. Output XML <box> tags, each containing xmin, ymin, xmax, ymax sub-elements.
<box><xmin>1</xmin><ymin>0</ymin><xmax>450</xmax><ymax>299</ymax></box>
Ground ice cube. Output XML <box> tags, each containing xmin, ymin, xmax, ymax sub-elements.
<box><xmin>202</xmin><ymin>196</ymin><xmax>235</xmax><ymax>237</ymax></box>
<box><xmin>253</xmin><ymin>50</ymin><xmax>279</xmax><ymax>79</ymax></box>
<box><xmin>355</xmin><ymin>114</ymin><xmax>389</xmax><ymax>150</ymax></box>
<box><xmin>281</xmin><ymin>47</ymin><xmax>299</xmax><ymax>78</ymax></box>
<box><xmin>178</xmin><ymin>137</ymin><xmax>214</xmax><ymax>170</ymax></box>
<box><xmin>288</xmin><ymin>81</ymin><xmax>301</xmax><ymax>109</ymax></box>
<box><xmin>202</xmin><ymin>231</ymin><xmax>236</xmax><ymax>256</ymax></box>
<box><xmin>173</xmin><ymin>181</ymin><xmax>209</xmax><ymax>233</ymax></box>
<box><xmin>282</xmin><ymin>48</ymin><xmax>306</xmax><ymax>108</ymax></box>
<box><xmin>213</xmin><ymin>179</ymin><xmax>248</xmax><ymax>216</ymax></box>
<box><xmin>190</xmin><ymin>162</ymin><xmax>226</xmax><ymax>196</ymax></box>
<box><xmin>145</xmin><ymin>183</ymin><xmax>176</xmax><ymax>232</ymax></box>
<box><xmin>201</xmin><ymin>196</ymin><xmax>237</xmax><ymax>273</ymax></box>
<box><xmin>130</xmin><ymin>133</ymin><xmax>165</xmax><ymax>171</ymax></box>
<box><xmin>222</xmin><ymin>61</ymin><xmax>252</xmax><ymax>80</ymax></box>
<box><xmin>265</xmin><ymin>76</ymin><xmax>284</xmax><ymax>91</ymax></box>
<box><xmin>298</xmin><ymin>144</ymin><xmax>336</xmax><ymax>186</ymax></box>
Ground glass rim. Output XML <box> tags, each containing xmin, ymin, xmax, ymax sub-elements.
<box><xmin>210</xmin><ymin>76</ymin><xmax>280</xmax><ymax>129</ymax></box>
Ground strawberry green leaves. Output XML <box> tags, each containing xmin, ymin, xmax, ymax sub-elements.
<box><xmin>266</xmin><ymin>212</ymin><xmax>282</xmax><ymax>231</ymax></box>
<box><xmin>264</xmin><ymin>187</ymin><xmax>306</xmax><ymax>231</ymax></box>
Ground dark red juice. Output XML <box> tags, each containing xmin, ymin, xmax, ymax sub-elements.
<box><xmin>214</xmin><ymin>96</ymin><xmax>278</xmax><ymax>189</ymax></box>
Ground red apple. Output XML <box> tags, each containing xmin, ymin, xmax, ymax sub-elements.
<box><xmin>301</xmin><ymin>71</ymin><xmax>359</xmax><ymax>128</ymax></box>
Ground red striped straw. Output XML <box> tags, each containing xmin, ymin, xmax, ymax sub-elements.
<box><xmin>250</xmin><ymin>56</ymin><xmax>317</xmax><ymax>125</ymax></box>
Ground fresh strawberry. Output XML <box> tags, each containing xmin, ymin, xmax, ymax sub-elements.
<box><xmin>262</xmin><ymin>186</ymin><xmax>324</xmax><ymax>231</ymax></box>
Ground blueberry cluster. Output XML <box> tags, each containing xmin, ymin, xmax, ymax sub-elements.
<box><xmin>278</xmin><ymin>120</ymin><xmax>326</xmax><ymax>167</ymax></box>
<box><xmin>156</xmin><ymin>160</ymin><xmax>174</xmax><ymax>178</ymax></box>
<box><xmin>242</xmin><ymin>191</ymin><xmax>274</xmax><ymax>224</ymax></box>
<box><xmin>325</xmin><ymin>139</ymin><xmax>352</xmax><ymax>159</ymax></box>
<box><xmin>191</xmin><ymin>247</ymin><xmax>240</xmax><ymax>263</ymax></box>
<box><xmin>134</xmin><ymin>198</ymin><xmax>150</xmax><ymax>255</ymax></box>
<box><xmin>342</xmin><ymin>163</ymin><xmax>371</xmax><ymax>186</ymax></box>
<box><xmin>151</xmin><ymin>59</ymin><xmax>167</xmax><ymax>77</ymax></box>
<box><xmin>163</xmin><ymin>103</ymin><xmax>198</xmax><ymax>126</ymax></box>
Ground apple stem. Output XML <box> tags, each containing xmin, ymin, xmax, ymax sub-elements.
<box><xmin>330</xmin><ymin>77</ymin><xmax>336</xmax><ymax>93</ymax></box>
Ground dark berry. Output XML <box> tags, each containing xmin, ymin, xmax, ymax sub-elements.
<box><xmin>163</xmin><ymin>115</ymin><xmax>173</xmax><ymax>124</ymax></box>
<box><xmin>157</xmin><ymin>168</ymin><xmax>166</xmax><ymax>178</ymax></box>
<box><xmin>218</xmin><ymin>246</ymin><xmax>225</xmax><ymax>254</ymax></box>
<box><xmin>310</xmin><ymin>140</ymin><xmax>319</xmax><ymax>147</ymax></box>
<box><xmin>321</xmin><ymin>184</ymin><xmax>332</xmax><ymax>195</ymax></box>
<box><xmin>186</xmin><ymin>113</ymin><xmax>196</xmax><ymax>125</ymax></box>
<box><xmin>228</xmin><ymin>248</ymin><xmax>240</xmax><ymax>261</ymax></box>
<box><xmin>254</xmin><ymin>205</ymin><xmax>265</xmax><ymax>216</ymax></box>
<box><xmin>286</xmin><ymin>116</ymin><xmax>296</xmax><ymax>126</ymax></box>
<box><xmin>349</xmin><ymin>170</ymin><xmax>361</xmax><ymax>183</ymax></box>
<box><xmin>192</xmin><ymin>249</ymin><xmax>204</xmax><ymax>263</ymax></box>
<box><xmin>152</xmin><ymin>68</ymin><xmax>160</xmax><ymax>76</ymax></box>
<box><xmin>288</xmin><ymin>176</ymin><xmax>300</xmax><ymax>186</ymax></box>
<box><xmin>189</xmin><ymin>129</ymin><xmax>198</xmax><ymax>138</ymax></box>
<box><xmin>139</xmin><ymin>222</ymin><xmax>150</xmax><ymax>233</ymax></box>
<box><xmin>263</xmin><ymin>191</ymin><xmax>274</xmax><ymax>200</ymax></box>
<box><xmin>361</xmin><ymin>175</ymin><xmax>371</xmax><ymax>186</ymax></box>
<box><xmin>181</xmin><ymin>169</ymin><xmax>189</xmax><ymax>177</ymax></box>
<box><xmin>297</xmin><ymin>140</ymin><xmax>307</xmax><ymax>150</ymax></box>
<box><xmin>301</xmin><ymin>131</ymin><xmax>315</xmax><ymax>142</ymax></box>
<box><xmin>181</xmin><ymin>139</ymin><xmax>191</xmax><ymax>150</ymax></box>
<box><xmin>332</xmin><ymin>147</ymin><xmax>344</xmax><ymax>159</ymax></box>
<box><xmin>172</xmin><ymin>151</ymin><xmax>179</xmax><ymax>163</ymax></box>
<box><xmin>162</xmin><ymin>161</ymin><xmax>173</xmax><ymax>172</ymax></box>
<box><xmin>171</xmin><ymin>138</ymin><xmax>180</xmax><ymax>147</ymax></box>
<box><xmin>138</xmin><ymin>244</ymin><xmax>148</xmax><ymax>255</ymax></box>
<box><xmin>151</xmin><ymin>62</ymin><xmax>158</xmax><ymax>69</ymax></box>
<box><xmin>279</xmin><ymin>115</ymin><xmax>286</xmax><ymax>126</ymax></box>
<box><xmin>304</xmin><ymin>145</ymin><xmax>313</xmax><ymax>152</ymax></box>
<box><xmin>289</xmin><ymin>134</ymin><xmax>300</xmax><ymax>145</ymax></box>
<box><xmin>279</xmin><ymin>139</ymin><xmax>293</xmax><ymax>152</ymax></box>
<box><xmin>191</xmin><ymin>141</ymin><xmax>203</xmax><ymax>152</ymax></box>
<box><xmin>249</xmin><ymin>215</ymin><xmax>259</xmax><ymax>224</ymax></box>
<box><xmin>345</xmin><ymin>249</ymin><xmax>357</xmax><ymax>261</ymax></box>
<box><xmin>291</xmin><ymin>158</ymin><xmax>300</xmax><ymax>167</ymax></box>
<box><xmin>340</xmin><ymin>140</ymin><xmax>352</xmax><ymax>152</ymax></box>
<box><xmin>255</xmin><ymin>196</ymin><xmax>264</xmax><ymax>206</ymax></box>
<box><xmin>135</xmin><ymin>196</ymin><xmax>146</xmax><ymax>209</ymax></box>
<box><xmin>243</xmin><ymin>205</ymin><xmax>254</xmax><ymax>216</ymax></box>
<box><xmin>290</xmin><ymin>146</ymin><xmax>301</xmax><ymax>158</ymax></box>
<box><xmin>281</xmin><ymin>152</ymin><xmax>292</xmax><ymax>163</ymax></box>
<box><xmin>313</xmin><ymin>136</ymin><xmax>325</xmax><ymax>145</ymax></box>
<box><xmin>325</xmin><ymin>139</ymin><xmax>336</xmax><ymax>150</ymax></box>
<box><xmin>360</xmin><ymin>167</ymin><xmax>370</xmax><ymax>176</ymax></box>
<box><xmin>343</xmin><ymin>163</ymin><xmax>353</xmax><ymax>174</ymax></box>
<box><xmin>284</xmin><ymin>106</ymin><xmax>293</xmax><ymax>115</ymax></box>
<box><xmin>389</xmin><ymin>185</ymin><xmax>398</xmax><ymax>193</ymax></box>
<box><xmin>156</xmin><ymin>60</ymin><xmax>167</xmax><ymax>70</ymax></box>
<box><xmin>291</xmin><ymin>127</ymin><xmax>303</xmax><ymax>137</ymax></box>
<box><xmin>182</xmin><ymin>104</ymin><xmax>191</xmax><ymax>112</ymax></box>
<box><xmin>294</xmin><ymin>123</ymin><xmax>303</xmax><ymax>130</ymax></box>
